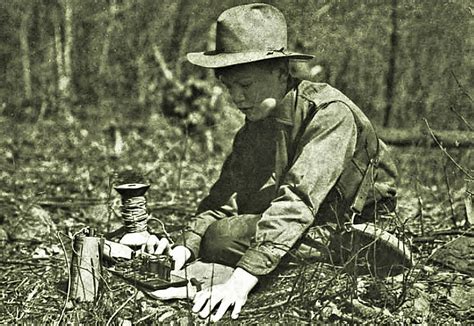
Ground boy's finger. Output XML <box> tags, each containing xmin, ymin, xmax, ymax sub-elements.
<box><xmin>148</xmin><ymin>286</ymin><xmax>186</xmax><ymax>300</ymax></box>
<box><xmin>198</xmin><ymin>300</ymin><xmax>213</xmax><ymax>319</ymax></box>
<box><xmin>172</xmin><ymin>255</ymin><xmax>184</xmax><ymax>270</ymax></box>
<box><xmin>211</xmin><ymin>298</ymin><xmax>232</xmax><ymax>322</ymax></box>
<box><xmin>200</xmin><ymin>292</ymin><xmax>223</xmax><ymax>319</ymax></box>
<box><xmin>145</xmin><ymin>235</ymin><xmax>159</xmax><ymax>253</ymax></box>
<box><xmin>231</xmin><ymin>301</ymin><xmax>243</xmax><ymax>319</ymax></box>
<box><xmin>192</xmin><ymin>290</ymin><xmax>210</xmax><ymax>313</ymax></box>
<box><xmin>155</xmin><ymin>237</ymin><xmax>170</xmax><ymax>255</ymax></box>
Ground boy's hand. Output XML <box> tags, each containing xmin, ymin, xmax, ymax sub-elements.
<box><xmin>192</xmin><ymin>267</ymin><xmax>258</xmax><ymax>322</ymax></box>
<box><xmin>142</xmin><ymin>235</ymin><xmax>191</xmax><ymax>270</ymax></box>
<box><xmin>170</xmin><ymin>245</ymin><xmax>192</xmax><ymax>270</ymax></box>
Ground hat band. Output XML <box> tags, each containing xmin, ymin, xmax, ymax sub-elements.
<box><xmin>204</xmin><ymin>47</ymin><xmax>287</xmax><ymax>56</ymax></box>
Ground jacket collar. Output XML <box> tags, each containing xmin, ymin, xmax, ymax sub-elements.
<box><xmin>270</xmin><ymin>77</ymin><xmax>301</xmax><ymax>126</ymax></box>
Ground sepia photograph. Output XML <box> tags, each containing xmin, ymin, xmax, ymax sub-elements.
<box><xmin>0</xmin><ymin>0</ymin><xmax>472</xmax><ymax>324</ymax></box>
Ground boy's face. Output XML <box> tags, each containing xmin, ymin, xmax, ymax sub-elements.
<box><xmin>218</xmin><ymin>61</ymin><xmax>288</xmax><ymax>121</ymax></box>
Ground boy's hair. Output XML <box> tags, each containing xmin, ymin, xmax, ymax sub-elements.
<box><xmin>214</xmin><ymin>58</ymin><xmax>289</xmax><ymax>79</ymax></box>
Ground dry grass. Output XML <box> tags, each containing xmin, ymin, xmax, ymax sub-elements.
<box><xmin>0</xmin><ymin>112</ymin><xmax>472</xmax><ymax>324</ymax></box>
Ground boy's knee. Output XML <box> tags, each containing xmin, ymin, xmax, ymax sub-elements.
<box><xmin>200</xmin><ymin>221</ymin><xmax>238</xmax><ymax>265</ymax></box>
<box><xmin>201</xmin><ymin>221</ymin><xmax>232</xmax><ymax>253</ymax></box>
<box><xmin>199</xmin><ymin>215</ymin><xmax>260</xmax><ymax>266</ymax></box>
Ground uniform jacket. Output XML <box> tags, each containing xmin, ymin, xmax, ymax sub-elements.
<box><xmin>178</xmin><ymin>80</ymin><xmax>398</xmax><ymax>276</ymax></box>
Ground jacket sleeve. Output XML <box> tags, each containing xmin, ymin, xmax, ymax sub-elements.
<box><xmin>237</xmin><ymin>102</ymin><xmax>357</xmax><ymax>275</ymax></box>
<box><xmin>174</xmin><ymin>128</ymin><xmax>244</xmax><ymax>258</ymax></box>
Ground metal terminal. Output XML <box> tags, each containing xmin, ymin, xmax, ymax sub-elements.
<box><xmin>141</xmin><ymin>255</ymin><xmax>173</xmax><ymax>281</ymax></box>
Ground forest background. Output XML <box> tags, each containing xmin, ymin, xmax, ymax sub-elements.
<box><xmin>1</xmin><ymin>0</ymin><xmax>472</xmax><ymax>131</ymax></box>
<box><xmin>0</xmin><ymin>0</ymin><xmax>473</xmax><ymax>324</ymax></box>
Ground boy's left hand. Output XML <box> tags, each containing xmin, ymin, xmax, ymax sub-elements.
<box><xmin>148</xmin><ymin>265</ymin><xmax>256</xmax><ymax>321</ymax></box>
<box><xmin>192</xmin><ymin>267</ymin><xmax>258</xmax><ymax>322</ymax></box>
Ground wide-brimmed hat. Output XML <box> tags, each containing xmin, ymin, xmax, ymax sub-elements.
<box><xmin>187</xmin><ymin>3</ymin><xmax>313</xmax><ymax>68</ymax></box>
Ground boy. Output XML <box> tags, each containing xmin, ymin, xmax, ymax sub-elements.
<box><xmin>146</xmin><ymin>3</ymin><xmax>404</xmax><ymax>322</ymax></box>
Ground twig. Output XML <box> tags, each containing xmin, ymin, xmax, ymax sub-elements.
<box><xmin>415</xmin><ymin>187</ymin><xmax>425</xmax><ymax>236</ymax></box>
<box><xmin>207</xmin><ymin>262</ymin><xmax>215</xmax><ymax>324</ymax></box>
<box><xmin>135</xmin><ymin>310</ymin><xmax>160</xmax><ymax>324</ymax></box>
<box><xmin>450</xmin><ymin>106</ymin><xmax>473</xmax><ymax>131</ymax></box>
<box><xmin>465</xmin><ymin>180</ymin><xmax>473</xmax><ymax>227</ymax></box>
<box><xmin>2</xmin><ymin>238</ymin><xmax>44</xmax><ymax>245</ymax></box>
<box><xmin>243</xmin><ymin>294</ymin><xmax>302</xmax><ymax>314</ymax></box>
<box><xmin>277</xmin><ymin>273</ymin><xmax>298</xmax><ymax>278</ymax></box>
<box><xmin>37</xmin><ymin>196</ymin><xmax>105</xmax><ymax>202</ymax></box>
<box><xmin>175</xmin><ymin>129</ymin><xmax>189</xmax><ymax>199</ymax></box>
<box><xmin>451</xmin><ymin>70</ymin><xmax>473</xmax><ymax>103</ymax></box>
<box><xmin>106</xmin><ymin>288</ymin><xmax>137</xmax><ymax>326</ymax></box>
<box><xmin>340</xmin><ymin>313</ymin><xmax>364</xmax><ymax>324</ymax></box>
<box><xmin>143</xmin><ymin>138</ymin><xmax>189</xmax><ymax>177</ymax></box>
<box><xmin>38</xmin><ymin>200</ymin><xmax>107</xmax><ymax>208</ymax></box>
<box><xmin>0</xmin><ymin>260</ymin><xmax>55</xmax><ymax>267</ymax></box>
<box><xmin>286</xmin><ymin>262</ymin><xmax>306</xmax><ymax>306</ymax></box>
<box><xmin>26</xmin><ymin>283</ymin><xmax>40</xmax><ymax>302</ymax></box>
<box><xmin>22</xmin><ymin>282</ymin><xmax>41</xmax><ymax>317</ymax></box>
<box><xmin>152</xmin><ymin>45</ymin><xmax>183</xmax><ymax>89</ymax></box>
<box><xmin>412</xmin><ymin>237</ymin><xmax>443</xmax><ymax>244</ymax></box>
<box><xmin>444</xmin><ymin>161</ymin><xmax>457</xmax><ymax>227</ymax></box>
<box><xmin>13</xmin><ymin>277</ymin><xmax>29</xmax><ymax>292</ymax></box>
<box><xmin>106</xmin><ymin>172</ymin><xmax>115</xmax><ymax>233</ymax></box>
<box><xmin>182</xmin><ymin>229</ymin><xmax>189</xmax><ymax>305</ymax></box>
<box><xmin>412</xmin><ymin>229</ymin><xmax>474</xmax><ymax>243</ymax></box>
<box><xmin>56</xmin><ymin>232</ymin><xmax>71</xmax><ymax>326</ymax></box>
<box><xmin>423</xmin><ymin>118</ymin><xmax>472</xmax><ymax>179</ymax></box>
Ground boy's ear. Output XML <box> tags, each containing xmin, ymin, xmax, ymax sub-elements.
<box><xmin>277</xmin><ymin>60</ymin><xmax>290</xmax><ymax>82</ymax></box>
<box><xmin>278</xmin><ymin>67</ymin><xmax>289</xmax><ymax>83</ymax></box>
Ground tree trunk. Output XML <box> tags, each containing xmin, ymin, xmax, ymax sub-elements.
<box><xmin>53</xmin><ymin>7</ymin><xmax>65</xmax><ymax>98</ymax></box>
<box><xmin>167</xmin><ymin>0</ymin><xmax>190</xmax><ymax>66</ymax></box>
<box><xmin>137</xmin><ymin>54</ymin><xmax>146</xmax><ymax>105</ymax></box>
<box><xmin>63</xmin><ymin>0</ymin><xmax>73</xmax><ymax>96</ymax></box>
<box><xmin>53</xmin><ymin>0</ymin><xmax>73</xmax><ymax>102</ymax></box>
<box><xmin>383</xmin><ymin>0</ymin><xmax>398</xmax><ymax>127</ymax></box>
<box><xmin>99</xmin><ymin>1</ymin><xmax>117</xmax><ymax>77</ymax></box>
<box><xmin>377</xmin><ymin>128</ymin><xmax>474</xmax><ymax>148</ymax></box>
<box><xmin>19</xmin><ymin>5</ymin><xmax>32</xmax><ymax>102</ymax></box>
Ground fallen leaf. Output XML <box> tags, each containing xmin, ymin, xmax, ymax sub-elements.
<box><xmin>431</xmin><ymin>236</ymin><xmax>474</xmax><ymax>276</ymax></box>
<box><xmin>158</xmin><ymin>310</ymin><xmax>175</xmax><ymax>322</ymax></box>
<box><xmin>448</xmin><ymin>285</ymin><xmax>474</xmax><ymax>311</ymax></box>
<box><xmin>32</xmin><ymin>247</ymin><xmax>49</xmax><ymax>259</ymax></box>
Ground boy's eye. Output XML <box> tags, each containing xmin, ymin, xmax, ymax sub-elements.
<box><xmin>240</xmin><ymin>81</ymin><xmax>252</xmax><ymax>88</ymax></box>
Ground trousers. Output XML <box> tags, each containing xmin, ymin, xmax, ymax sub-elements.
<box><xmin>197</xmin><ymin>207</ymin><xmax>400</xmax><ymax>276</ymax></box>
<box><xmin>199</xmin><ymin>214</ymin><xmax>334</xmax><ymax>267</ymax></box>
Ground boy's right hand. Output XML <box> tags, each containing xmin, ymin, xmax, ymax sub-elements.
<box><xmin>142</xmin><ymin>235</ymin><xmax>192</xmax><ymax>270</ymax></box>
<box><xmin>169</xmin><ymin>245</ymin><xmax>192</xmax><ymax>270</ymax></box>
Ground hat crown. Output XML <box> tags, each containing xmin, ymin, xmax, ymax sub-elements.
<box><xmin>215</xmin><ymin>3</ymin><xmax>287</xmax><ymax>53</ymax></box>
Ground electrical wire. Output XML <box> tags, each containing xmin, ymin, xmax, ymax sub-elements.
<box><xmin>120</xmin><ymin>196</ymin><xmax>148</xmax><ymax>233</ymax></box>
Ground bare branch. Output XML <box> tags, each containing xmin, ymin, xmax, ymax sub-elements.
<box><xmin>443</xmin><ymin>161</ymin><xmax>457</xmax><ymax>227</ymax></box>
<box><xmin>153</xmin><ymin>45</ymin><xmax>183</xmax><ymax>89</ymax></box>
<box><xmin>56</xmin><ymin>232</ymin><xmax>71</xmax><ymax>326</ymax></box>
<box><xmin>451</xmin><ymin>70</ymin><xmax>473</xmax><ymax>103</ymax></box>
<box><xmin>423</xmin><ymin>118</ymin><xmax>472</xmax><ymax>179</ymax></box>
<box><xmin>106</xmin><ymin>288</ymin><xmax>137</xmax><ymax>326</ymax></box>
<box><xmin>450</xmin><ymin>106</ymin><xmax>473</xmax><ymax>131</ymax></box>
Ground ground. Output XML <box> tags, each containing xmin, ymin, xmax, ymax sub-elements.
<box><xmin>0</xmin><ymin>110</ymin><xmax>472</xmax><ymax>324</ymax></box>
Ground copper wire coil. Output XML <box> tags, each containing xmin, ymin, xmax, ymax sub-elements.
<box><xmin>120</xmin><ymin>196</ymin><xmax>149</xmax><ymax>232</ymax></box>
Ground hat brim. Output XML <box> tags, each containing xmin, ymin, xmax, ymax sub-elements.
<box><xmin>187</xmin><ymin>50</ymin><xmax>314</xmax><ymax>68</ymax></box>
